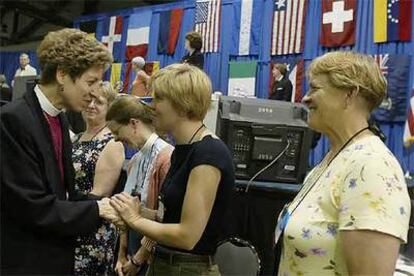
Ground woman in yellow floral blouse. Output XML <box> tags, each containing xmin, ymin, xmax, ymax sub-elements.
<box><xmin>277</xmin><ymin>52</ymin><xmax>411</xmax><ymax>276</ymax></box>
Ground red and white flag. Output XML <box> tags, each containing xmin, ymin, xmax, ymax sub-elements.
<box><xmin>373</xmin><ymin>54</ymin><xmax>389</xmax><ymax>76</ymax></box>
<box><xmin>125</xmin><ymin>11</ymin><xmax>152</xmax><ymax>60</ymax></box>
<box><xmin>194</xmin><ymin>0</ymin><xmax>221</xmax><ymax>53</ymax></box>
<box><xmin>320</xmin><ymin>0</ymin><xmax>356</xmax><ymax>47</ymax></box>
<box><xmin>271</xmin><ymin>0</ymin><xmax>308</xmax><ymax>56</ymax></box>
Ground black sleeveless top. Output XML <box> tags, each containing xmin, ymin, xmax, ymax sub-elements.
<box><xmin>160</xmin><ymin>135</ymin><xmax>235</xmax><ymax>255</ymax></box>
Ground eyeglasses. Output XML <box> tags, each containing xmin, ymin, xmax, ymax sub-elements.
<box><xmin>110</xmin><ymin>123</ymin><xmax>124</xmax><ymax>137</ymax></box>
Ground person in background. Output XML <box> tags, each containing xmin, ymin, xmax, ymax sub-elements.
<box><xmin>105</xmin><ymin>64</ymin><xmax>235</xmax><ymax>275</ymax></box>
<box><xmin>1</xmin><ymin>28</ymin><xmax>118</xmax><ymax>275</ymax></box>
<box><xmin>106</xmin><ymin>95</ymin><xmax>173</xmax><ymax>276</ymax></box>
<box><xmin>130</xmin><ymin>56</ymin><xmax>150</xmax><ymax>97</ymax></box>
<box><xmin>276</xmin><ymin>51</ymin><xmax>411</xmax><ymax>275</ymax></box>
<box><xmin>269</xmin><ymin>63</ymin><xmax>293</xmax><ymax>102</ymax></box>
<box><xmin>12</xmin><ymin>53</ymin><xmax>37</xmax><ymax>87</ymax></box>
<box><xmin>72</xmin><ymin>82</ymin><xmax>125</xmax><ymax>275</ymax></box>
<box><xmin>181</xmin><ymin>31</ymin><xmax>204</xmax><ymax>69</ymax></box>
<box><xmin>0</xmin><ymin>74</ymin><xmax>11</xmax><ymax>102</ymax></box>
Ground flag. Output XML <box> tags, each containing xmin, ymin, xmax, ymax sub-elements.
<box><xmin>271</xmin><ymin>0</ymin><xmax>308</xmax><ymax>56</ymax></box>
<box><xmin>158</xmin><ymin>8</ymin><xmax>184</xmax><ymax>55</ymax></box>
<box><xmin>374</xmin><ymin>0</ymin><xmax>412</xmax><ymax>43</ymax></box>
<box><xmin>144</xmin><ymin>61</ymin><xmax>160</xmax><ymax>76</ymax></box>
<box><xmin>97</xmin><ymin>16</ymin><xmax>123</xmax><ymax>62</ymax></box>
<box><xmin>270</xmin><ymin>57</ymin><xmax>304</xmax><ymax>103</ymax></box>
<box><xmin>404</xmin><ymin>84</ymin><xmax>414</xmax><ymax>145</ymax></box>
<box><xmin>126</xmin><ymin>11</ymin><xmax>152</xmax><ymax>61</ymax></box>
<box><xmin>320</xmin><ymin>0</ymin><xmax>356</xmax><ymax>47</ymax></box>
<box><xmin>122</xmin><ymin>63</ymin><xmax>133</xmax><ymax>93</ymax></box>
<box><xmin>228</xmin><ymin>61</ymin><xmax>257</xmax><ymax>97</ymax></box>
<box><xmin>79</xmin><ymin>20</ymin><xmax>97</xmax><ymax>38</ymax></box>
<box><xmin>231</xmin><ymin>0</ymin><xmax>262</xmax><ymax>56</ymax></box>
<box><xmin>110</xmin><ymin>63</ymin><xmax>122</xmax><ymax>89</ymax></box>
<box><xmin>372</xmin><ymin>54</ymin><xmax>411</xmax><ymax>122</ymax></box>
<box><xmin>194</xmin><ymin>0</ymin><xmax>221</xmax><ymax>53</ymax></box>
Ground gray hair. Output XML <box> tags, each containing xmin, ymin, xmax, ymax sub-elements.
<box><xmin>131</xmin><ymin>56</ymin><xmax>145</xmax><ymax>69</ymax></box>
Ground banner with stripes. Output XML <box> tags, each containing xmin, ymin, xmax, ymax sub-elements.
<box><xmin>231</xmin><ymin>0</ymin><xmax>262</xmax><ymax>56</ymax></box>
<box><xmin>194</xmin><ymin>0</ymin><xmax>221</xmax><ymax>53</ymax></box>
<box><xmin>271</xmin><ymin>0</ymin><xmax>307</xmax><ymax>56</ymax></box>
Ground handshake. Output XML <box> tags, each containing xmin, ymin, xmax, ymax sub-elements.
<box><xmin>97</xmin><ymin>192</ymin><xmax>141</xmax><ymax>231</ymax></box>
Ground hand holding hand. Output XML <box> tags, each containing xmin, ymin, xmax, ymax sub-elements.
<box><xmin>97</xmin><ymin>198</ymin><xmax>118</xmax><ymax>221</ymax></box>
<box><xmin>110</xmin><ymin>192</ymin><xmax>142</xmax><ymax>226</ymax></box>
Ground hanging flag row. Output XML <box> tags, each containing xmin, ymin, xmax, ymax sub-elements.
<box><xmin>78</xmin><ymin>0</ymin><xmax>413</xmax><ymax>60</ymax></box>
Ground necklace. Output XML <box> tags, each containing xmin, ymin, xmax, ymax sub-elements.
<box><xmin>188</xmin><ymin>124</ymin><xmax>205</xmax><ymax>144</ymax></box>
<box><xmin>82</xmin><ymin>124</ymin><xmax>107</xmax><ymax>141</ymax></box>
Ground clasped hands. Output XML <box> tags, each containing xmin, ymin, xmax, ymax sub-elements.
<box><xmin>97</xmin><ymin>192</ymin><xmax>142</xmax><ymax>230</ymax></box>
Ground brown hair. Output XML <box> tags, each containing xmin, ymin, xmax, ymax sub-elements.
<box><xmin>149</xmin><ymin>63</ymin><xmax>212</xmax><ymax>121</ymax></box>
<box><xmin>106</xmin><ymin>96</ymin><xmax>155</xmax><ymax>125</ymax></box>
<box><xmin>185</xmin><ymin>31</ymin><xmax>203</xmax><ymax>51</ymax></box>
<box><xmin>37</xmin><ymin>28</ymin><xmax>113</xmax><ymax>85</ymax></box>
<box><xmin>308</xmin><ymin>51</ymin><xmax>387</xmax><ymax>111</ymax></box>
<box><xmin>274</xmin><ymin>63</ymin><xmax>288</xmax><ymax>76</ymax></box>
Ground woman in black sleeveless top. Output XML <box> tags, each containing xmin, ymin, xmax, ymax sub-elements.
<box><xmin>109</xmin><ymin>64</ymin><xmax>235</xmax><ymax>275</ymax></box>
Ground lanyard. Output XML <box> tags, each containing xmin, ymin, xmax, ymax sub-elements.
<box><xmin>288</xmin><ymin>126</ymin><xmax>370</xmax><ymax>217</ymax></box>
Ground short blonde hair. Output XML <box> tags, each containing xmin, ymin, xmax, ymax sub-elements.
<box><xmin>106</xmin><ymin>96</ymin><xmax>155</xmax><ymax>126</ymax></box>
<box><xmin>37</xmin><ymin>28</ymin><xmax>113</xmax><ymax>85</ymax></box>
<box><xmin>99</xmin><ymin>81</ymin><xmax>117</xmax><ymax>104</ymax></box>
<box><xmin>308</xmin><ymin>51</ymin><xmax>387</xmax><ymax>111</ymax></box>
<box><xmin>149</xmin><ymin>63</ymin><xmax>212</xmax><ymax>121</ymax></box>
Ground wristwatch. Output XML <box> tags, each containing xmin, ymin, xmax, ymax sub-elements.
<box><xmin>130</xmin><ymin>256</ymin><xmax>143</xmax><ymax>268</ymax></box>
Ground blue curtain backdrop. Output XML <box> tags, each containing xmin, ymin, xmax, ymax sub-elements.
<box><xmin>0</xmin><ymin>51</ymin><xmax>38</xmax><ymax>86</ymax></box>
<box><xmin>1</xmin><ymin>0</ymin><xmax>413</xmax><ymax>171</ymax></box>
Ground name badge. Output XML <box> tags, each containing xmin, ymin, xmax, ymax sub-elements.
<box><xmin>156</xmin><ymin>196</ymin><xmax>165</xmax><ymax>222</ymax></box>
<box><xmin>274</xmin><ymin>204</ymin><xmax>291</xmax><ymax>245</ymax></box>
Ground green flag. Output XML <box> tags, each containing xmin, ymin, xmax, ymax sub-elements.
<box><xmin>228</xmin><ymin>61</ymin><xmax>257</xmax><ymax>97</ymax></box>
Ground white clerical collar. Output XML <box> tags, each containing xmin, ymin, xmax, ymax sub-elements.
<box><xmin>277</xmin><ymin>75</ymin><xmax>283</xmax><ymax>82</ymax></box>
<box><xmin>34</xmin><ymin>85</ymin><xmax>62</xmax><ymax>117</ymax></box>
<box><xmin>140</xmin><ymin>133</ymin><xmax>158</xmax><ymax>155</ymax></box>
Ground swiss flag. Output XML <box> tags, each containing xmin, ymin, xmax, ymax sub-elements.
<box><xmin>320</xmin><ymin>0</ymin><xmax>357</xmax><ymax>47</ymax></box>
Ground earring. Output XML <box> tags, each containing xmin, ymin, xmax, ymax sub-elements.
<box><xmin>58</xmin><ymin>85</ymin><xmax>64</xmax><ymax>94</ymax></box>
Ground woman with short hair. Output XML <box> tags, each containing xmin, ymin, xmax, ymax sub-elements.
<box><xmin>72</xmin><ymin>82</ymin><xmax>125</xmax><ymax>275</ymax></box>
<box><xmin>130</xmin><ymin>56</ymin><xmax>150</xmax><ymax>97</ymax></box>
<box><xmin>106</xmin><ymin>64</ymin><xmax>235</xmax><ymax>275</ymax></box>
<box><xmin>181</xmin><ymin>31</ymin><xmax>204</xmax><ymax>69</ymax></box>
<box><xmin>276</xmin><ymin>51</ymin><xmax>411</xmax><ymax>276</ymax></box>
<box><xmin>1</xmin><ymin>28</ymin><xmax>115</xmax><ymax>275</ymax></box>
<box><xmin>106</xmin><ymin>95</ymin><xmax>173</xmax><ymax>276</ymax></box>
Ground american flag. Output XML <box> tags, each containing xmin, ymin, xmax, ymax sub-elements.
<box><xmin>271</xmin><ymin>0</ymin><xmax>307</xmax><ymax>56</ymax></box>
<box><xmin>373</xmin><ymin>54</ymin><xmax>389</xmax><ymax>76</ymax></box>
<box><xmin>195</xmin><ymin>0</ymin><xmax>221</xmax><ymax>53</ymax></box>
